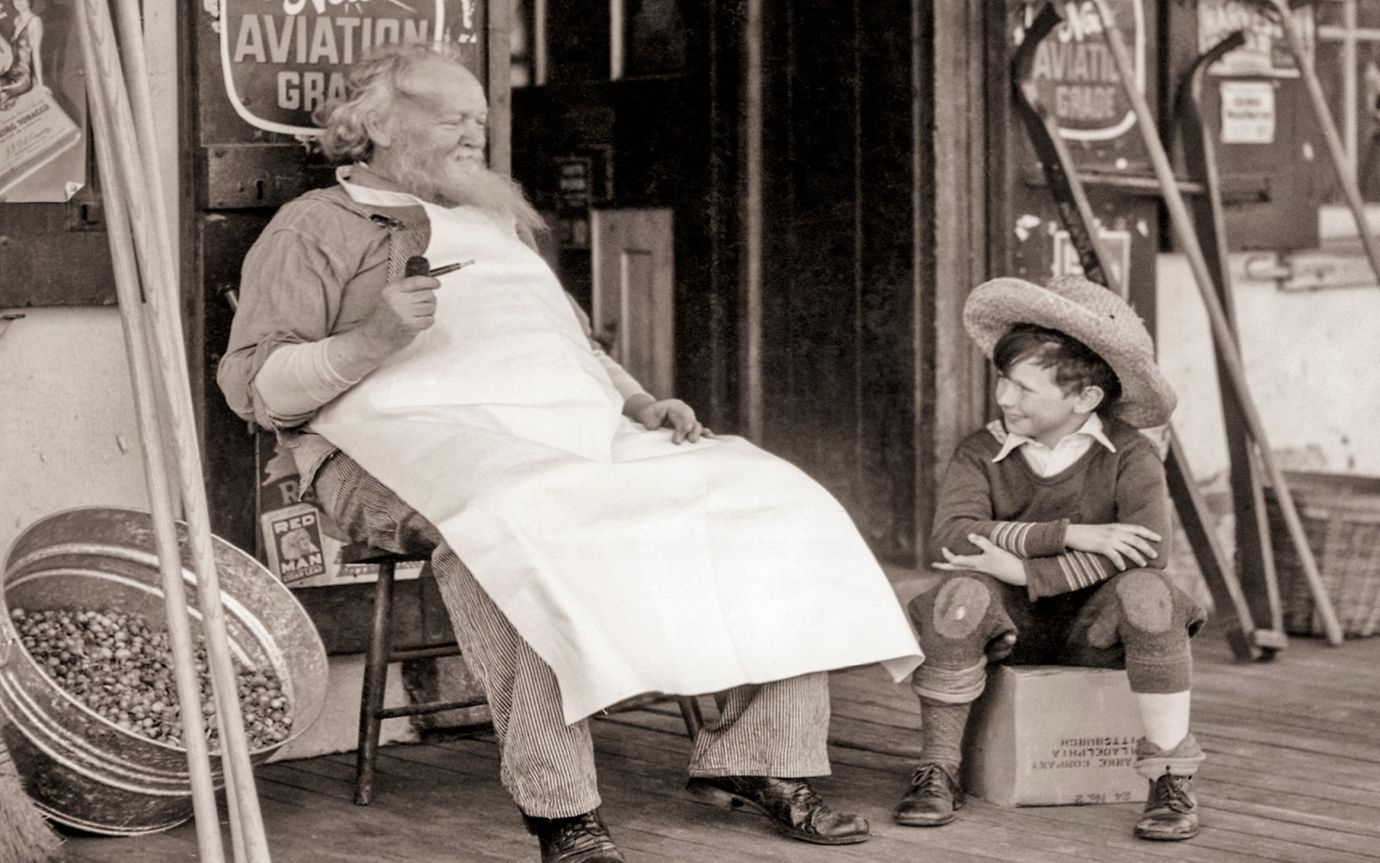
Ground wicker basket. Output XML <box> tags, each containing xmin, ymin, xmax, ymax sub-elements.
<box><xmin>1265</xmin><ymin>471</ymin><xmax>1380</xmax><ymax>638</ymax></box>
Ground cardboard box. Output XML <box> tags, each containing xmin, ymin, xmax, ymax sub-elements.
<box><xmin>962</xmin><ymin>665</ymin><xmax>1146</xmax><ymax>807</ymax></box>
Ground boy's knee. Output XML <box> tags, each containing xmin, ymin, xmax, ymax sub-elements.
<box><xmin>907</xmin><ymin>574</ymin><xmax>1010</xmax><ymax>703</ymax></box>
<box><xmin>908</xmin><ymin>574</ymin><xmax>1011</xmax><ymax>648</ymax></box>
<box><xmin>1115</xmin><ymin>570</ymin><xmax>1176</xmax><ymax>634</ymax></box>
<box><xmin>1095</xmin><ymin>571</ymin><xmax>1206</xmax><ymax>694</ymax></box>
<box><xmin>1097</xmin><ymin>570</ymin><xmax>1206</xmax><ymax>642</ymax></box>
<box><xmin>910</xmin><ymin>575</ymin><xmax>991</xmax><ymax>636</ymax></box>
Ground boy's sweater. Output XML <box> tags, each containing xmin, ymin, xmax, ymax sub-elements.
<box><xmin>930</xmin><ymin>416</ymin><xmax>1172</xmax><ymax>601</ymax></box>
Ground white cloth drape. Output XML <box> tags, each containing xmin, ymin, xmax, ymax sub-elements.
<box><xmin>312</xmin><ymin>181</ymin><xmax>922</xmax><ymax>722</ymax></box>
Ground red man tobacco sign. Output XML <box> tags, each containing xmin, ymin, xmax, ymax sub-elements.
<box><xmin>218</xmin><ymin>0</ymin><xmax>459</xmax><ymax>136</ymax></box>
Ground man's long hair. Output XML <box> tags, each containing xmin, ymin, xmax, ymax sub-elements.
<box><xmin>313</xmin><ymin>41</ymin><xmax>544</xmax><ymax>236</ymax></box>
<box><xmin>314</xmin><ymin>41</ymin><xmax>459</xmax><ymax>164</ymax></box>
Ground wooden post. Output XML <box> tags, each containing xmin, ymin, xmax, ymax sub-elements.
<box><xmin>739</xmin><ymin>0</ymin><xmax>764</xmax><ymax>443</ymax></box>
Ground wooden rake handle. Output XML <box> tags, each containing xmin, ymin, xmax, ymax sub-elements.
<box><xmin>1086</xmin><ymin>0</ymin><xmax>1344</xmax><ymax>645</ymax></box>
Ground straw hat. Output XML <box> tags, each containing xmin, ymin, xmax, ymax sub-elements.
<box><xmin>963</xmin><ymin>274</ymin><xmax>1176</xmax><ymax>428</ymax></box>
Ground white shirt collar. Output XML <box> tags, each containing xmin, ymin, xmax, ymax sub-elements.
<box><xmin>989</xmin><ymin>413</ymin><xmax>1117</xmax><ymax>465</ymax></box>
<box><xmin>337</xmin><ymin>165</ymin><xmax>425</xmax><ymax>208</ymax></box>
<box><xmin>336</xmin><ymin>165</ymin><xmax>520</xmax><ymax>236</ymax></box>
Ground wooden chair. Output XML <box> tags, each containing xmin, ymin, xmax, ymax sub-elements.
<box><xmin>344</xmin><ymin>543</ymin><xmax>705</xmax><ymax>806</ymax></box>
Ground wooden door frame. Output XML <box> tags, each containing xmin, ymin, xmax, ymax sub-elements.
<box><xmin>919</xmin><ymin>2</ymin><xmax>993</xmax><ymax>560</ymax></box>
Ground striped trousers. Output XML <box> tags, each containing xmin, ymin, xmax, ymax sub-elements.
<box><xmin>312</xmin><ymin>451</ymin><xmax>832</xmax><ymax>817</ymax></box>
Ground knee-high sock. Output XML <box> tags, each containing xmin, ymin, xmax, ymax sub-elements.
<box><xmin>920</xmin><ymin>697</ymin><xmax>971</xmax><ymax>769</ymax></box>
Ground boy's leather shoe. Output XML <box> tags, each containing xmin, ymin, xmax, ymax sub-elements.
<box><xmin>686</xmin><ymin>775</ymin><xmax>870</xmax><ymax>845</ymax></box>
<box><xmin>1135</xmin><ymin>770</ymin><xmax>1199</xmax><ymax>841</ymax></box>
<box><xmin>893</xmin><ymin>762</ymin><xmax>964</xmax><ymax>826</ymax></box>
<box><xmin>522</xmin><ymin>810</ymin><xmax>626</xmax><ymax>862</ymax></box>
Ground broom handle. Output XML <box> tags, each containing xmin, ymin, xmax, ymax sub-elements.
<box><xmin>78</xmin><ymin>0</ymin><xmax>271</xmax><ymax>858</ymax></box>
<box><xmin>1262</xmin><ymin>0</ymin><xmax>1380</xmax><ymax>288</ymax></box>
<box><xmin>106</xmin><ymin>3</ymin><xmax>249</xmax><ymax>854</ymax></box>
<box><xmin>1088</xmin><ymin>0</ymin><xmax>1345</xmax><ymax>645</ymax></box>
<box><xmin>73</xmin><ymin>5</ymin><xmax>224</xmax><ymax>860</ymax></box>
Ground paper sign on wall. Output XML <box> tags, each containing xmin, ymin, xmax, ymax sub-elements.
<box><xmin>1220</xmin><ymin>80</ymin><xmax>1275</xmax><ymax>144</ymax></box>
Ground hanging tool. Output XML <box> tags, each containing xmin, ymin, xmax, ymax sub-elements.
<box><xmin>1012</xmin><ymin>4</ymin><xmax>1273</xmax><ymax>661</ymax></box>
<box><xmin>1085</xmin><ymin>0</ymin><xmax>1343</xmax><ymax>645</ymax></box>
<box><xmin>1174</xmin><ymin>30</ymin><xmax>1288</xmax><ymax>644</ymax></box>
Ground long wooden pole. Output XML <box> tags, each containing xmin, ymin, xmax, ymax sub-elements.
<box><xmin>104</xmin><ymin>2</ymin><xmax>250</xmax><ymax>856</ymax></box>
<box><xmin>1089</xmin><ymin>0</ymin><xmax>1344</xmax><ymax>645</ymax></box>
<box><xmin>73</xmin><ymin>4</ymin><xmax>224</xmax><ymax>861</ymax></box>
<box><xmin>1180</xmin><ymin>33</ymin><xmax>1286</xmax><ymax>639</ymax></box>
<box><xmin>1263</xmin><ymin>0</ymin><xmax>1380</xmax><ymax>289</ymax></box>
<box><xmin>1012</xmin><ymin>7</ymin><xmax>1269</xmax><ymax>660</ymax></box>
<box><xmin>77</xmin><ymin>0</ymin><xmax>272</xmax><ymax>857</ymax></box>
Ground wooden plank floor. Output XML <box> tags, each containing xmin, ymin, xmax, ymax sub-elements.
<box><xmin>59</xmin><ymin>620</ymin><xmax>1380</xmax><ymax>863</ymax></box>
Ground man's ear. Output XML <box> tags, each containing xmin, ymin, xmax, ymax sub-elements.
<box><xmin>1074</xmin><ymin>385</ymin><xmax>1106</xmax><ymax>415</ymax></box>
<box><xmin>363</xmin><ymin>111</ymin><xmax>392</xmax><ymax>148</ymax></box>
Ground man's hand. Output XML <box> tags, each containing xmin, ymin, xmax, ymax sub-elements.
<box><xmin>362</xmin><ymin>275</ymin><xmax>441</xmax><ymax>351</ymax></box>
<box><xmin>630</xmin><ymin>397</ymin><xmax>712</xmax><ymax>444</ymax></box>
<box><xmin>1064</xmin><ymin>522</ymin><xmax>1161</xmax><ymax>571</ymax></box>
<box><xmin>934</xmin><ymin>534</ymin><xmax>1027</xmax><ymax>586</ymax></box>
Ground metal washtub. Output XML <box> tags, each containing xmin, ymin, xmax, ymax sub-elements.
<box><xmin>0</xmin><ymin>507</ymin><xmax>328</xmax><ymax>835</ymax></box>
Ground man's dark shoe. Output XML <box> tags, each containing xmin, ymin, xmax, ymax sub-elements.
<box><xmin>685</xmin><ymin>775</ymin><xmax>869</xmax><ymax>845</ymax></box>
<box><xmin>1135</xmin><ymin>770</ymin><xmax>1199</xmax><ymax>841</ymax></box>
<box><xmin>893</xmin><ymin>762</ymin><xmax>963</xmax><ymax>826</ymax></box>
<box><xmin>522</xmin><ymin>810</ymin><xmax>626</xmax><ymax>862</ymax></box>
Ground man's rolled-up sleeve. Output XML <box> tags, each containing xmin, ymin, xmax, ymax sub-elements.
<box><xmin>217</xmin><ymin>220</ymin><xmax>345</xmax><ymax>429</ymax></box>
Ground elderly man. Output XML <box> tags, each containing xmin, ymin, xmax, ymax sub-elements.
<box><xmin>219</xmin><ymin>42</ymin><xmax>920</xmax><ymax>863</ymax></box>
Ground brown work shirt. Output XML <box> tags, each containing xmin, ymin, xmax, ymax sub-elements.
<box><xmin>218</xmin><ymin>182</ymin><xmax>645</xmax><ymax>495</ymax></box>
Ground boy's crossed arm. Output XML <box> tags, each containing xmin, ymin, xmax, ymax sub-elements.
<box><xmin>931</xmin><ymin>439</ymin><xmax>1173</xmax><ymax>600</ymax></box>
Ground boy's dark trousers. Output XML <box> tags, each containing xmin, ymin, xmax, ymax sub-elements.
<box><xmin>901</xmin><ymin>568</ymin><xmax>1209</xmax><ymax>832</ymax></box>
<box><xmin>908</xmin><ymin>569</ymin><xmax>1206</xmax><ymax>707</ymax></box>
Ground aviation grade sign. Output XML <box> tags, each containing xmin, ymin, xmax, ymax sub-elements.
<box><xmin>219</xmin><ymin>0</ymin><xmax>465</xmax><ymax>137</ymax></box>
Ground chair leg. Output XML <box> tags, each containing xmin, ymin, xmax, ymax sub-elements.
<box><xmin>675</xmin><ymin>695</ymin><xmax>703</xmax><ymax>738</ymax></box>
<box><xmin>355</xmin><ymin>559</ymin><xmax>397</xmax><ymax>805</ymax></box>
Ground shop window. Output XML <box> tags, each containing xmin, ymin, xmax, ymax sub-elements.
<box><xmin>511</xmin><ymin>0</ymin><xmax>545</xmax><ymax>88</ymax></box>
<box><xmin>513</xmin><ymin>0</ymin><xmax>689</xmax><ymax>86</ymax></box>
<box><xmin>613</xmin><ymin>0</ymin><xmax>688</xmax><ymax>79</ymax></box>
<box><xmin>1315</xmin><ymin>0</ymin><xmax>1380</xmax><ymax>202</ymax></box>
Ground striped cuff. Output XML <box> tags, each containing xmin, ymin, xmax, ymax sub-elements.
<box><xmin>989</xmin><ymin>519</ymin><xmax>1068</xmax><ymax>558</ymax></box>
<box><xmin>1026</xmin><ymin>550</ymin><xmax>1114</xmax><ymax>599</ymax></box>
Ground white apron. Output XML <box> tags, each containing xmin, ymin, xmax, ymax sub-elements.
<box><xmin>312</xmin><ymin>179</ymin><xmax>922</xmax><ymax>722</ymax></box>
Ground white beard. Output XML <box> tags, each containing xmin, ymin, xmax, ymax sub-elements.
<box><xmin>386</xmin><ymin>140</ymin><xmax>544</xmax><ymax>236</ymax></box>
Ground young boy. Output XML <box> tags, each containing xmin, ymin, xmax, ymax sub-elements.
<box><xmin>895</xmin><ymin>275</ymin><xmax>1207</xmax><ymax>841</ymax></box>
